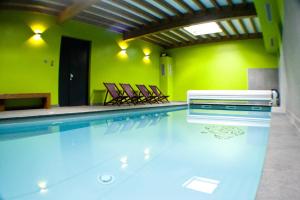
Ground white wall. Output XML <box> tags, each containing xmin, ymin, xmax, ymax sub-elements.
<box><xmin>283</xmin><ymin>0</ymin><xmax>300</xmax><ymax>130</ymax></box>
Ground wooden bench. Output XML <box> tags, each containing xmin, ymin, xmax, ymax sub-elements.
<box><xmin>0</xmin><ymin>93</ymin><xmax>51</xmax><ymax>111</ymax></box>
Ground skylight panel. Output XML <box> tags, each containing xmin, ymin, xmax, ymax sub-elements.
<box><xmin>184</xmin><ymin>22</ymin><xmax>222</xmax><ymax>36</ymax></box>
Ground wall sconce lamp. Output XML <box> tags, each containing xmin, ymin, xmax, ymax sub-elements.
<box><xmin>33</xmin><ymin>32</ymin><xmax>42</xmax><ymax>40</ymax></box>
<box><xmin>143</xmin><ymin>54</ymin><xmax>150</xmax><ymax>64</ymax></box>
<box><xmin>142</xmin><ymin>48</ymin><xmax>151</xmax><ymax>63</ymax></box>
<box><xmin>117</xmin><ymin>48</ymin><xmax>128</xmax><ymax>59</ymax></box>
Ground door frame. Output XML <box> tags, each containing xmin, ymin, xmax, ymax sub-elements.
<box><xmin>58</xmin><ymin>36</ymin><xmax>91</xmax><ymax>106</ymax></box>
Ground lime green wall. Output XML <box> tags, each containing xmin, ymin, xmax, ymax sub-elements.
<box><xmin>254</xmin><ymin>0</ymin><xmax>283</xmax><ymax>53</ymax></box>
<box><xmin>167</xmin><ymin>39</ymin><xmax>278</xmax><ymax>101</ymax></box>
<box><xmin>0</xmin><ymin>11</ymin><xmax>161</xmax><ymax>105</ymax></box>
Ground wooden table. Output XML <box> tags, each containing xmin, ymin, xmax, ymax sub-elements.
<box><xmin>0</xmin><ymin>93</ymin><xmax>51</xmax><ymax>111</ymax></box>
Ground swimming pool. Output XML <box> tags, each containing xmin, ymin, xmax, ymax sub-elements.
<box><xmin>0</xmin><ymin>106</ymin><xmax>271</xmax><ymax>200</ymax></box>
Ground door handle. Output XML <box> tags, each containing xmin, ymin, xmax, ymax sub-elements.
<box><xmin>70</xmin><ymin>73</ymin><xmax>74</xmax><ymax>81</ymax></box>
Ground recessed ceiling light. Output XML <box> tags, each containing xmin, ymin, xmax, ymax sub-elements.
<box><xmin>184</xmin><ymin>22</ymin><xmax>222</xmax><ymax>36</ymax></box>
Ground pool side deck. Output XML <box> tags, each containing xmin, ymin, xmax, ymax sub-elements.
<box><xmin>256</xmin><ymin>113</ymin><xmax>300</xmax><ymax>200</ymax></box>
<box><xmin>0</xmin><ymin>103</ymin><xmax>299</xmax><ymax>199</ymax></box>
<box><xmin>0</xmin><ymin>102</ymin><xmax>187</xmax><ymax>120</ymax></box>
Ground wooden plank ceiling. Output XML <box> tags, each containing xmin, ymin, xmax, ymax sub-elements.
<box><xmin>0</xmin><ymin>0</ymin><xmax>262</xmax><ymax>49</ymax></box>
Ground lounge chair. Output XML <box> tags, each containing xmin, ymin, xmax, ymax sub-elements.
<box><xmin>149</xmin><ymin>85</ymin><xmax>169</xmax><ymax>103</ymax></box>
<box><xmin>103</xmin><ymin>82</ymin><xmax>128</xmax><ymax>106</ymax></box>
<box><xmin>136</xmin><ymin>84</ymin><xmax>159</xmax><ymax>104</ymax></box>
<box><xmin>120</xmin><ymin>83</ymin><xmax>143</xmax><ymax>105</ymax></box>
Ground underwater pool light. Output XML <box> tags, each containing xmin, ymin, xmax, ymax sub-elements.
<box><xmin>183</xmin><ymin>176</ymin><xmax>220</xmax><ymax>194</ymax></box>
<box><xmin>120</xmin><ymin>156</ymin><xmax>128</xmax><ymax>168</ymax></box>
<box><xmin>37</xmin><ymin>181</ymin><xmax>48</xmax><ymax>193</ymax></box>
<box><xmin>144</xmin><ymin>148</ymin><xmax>150</xmax><ymax>160</ymax></box>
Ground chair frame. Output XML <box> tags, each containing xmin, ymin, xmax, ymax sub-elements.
<box><xmin>119</xmin><ymin>83</ymin><xmax>143</xmax><ymax>105</ymax></box>
<box><xmin>103</xmin><ymin>82</ymin><xmax>129</xmax><ymax>106</ymax></box>
<box><xmin>136</xmin><ymin>84</ymin><xmax>159</xmax><ymax>104</ymax></box>
<box><xmin>149</xmin><ymin>85</ymin><xmax>169</xmax><ymax>103</ymax></box>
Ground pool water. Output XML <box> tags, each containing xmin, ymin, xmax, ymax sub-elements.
<box><xmin>0</xmin><ymin>107</ymin><xmax>271</xmax><ymax>200</ymax></box>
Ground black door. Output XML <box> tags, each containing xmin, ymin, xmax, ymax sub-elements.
<box><xmin>59</xmin><ymin>36</ymin><xmax>90</xmax><ymax>106</ymax></box>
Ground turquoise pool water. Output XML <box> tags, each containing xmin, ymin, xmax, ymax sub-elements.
<box><xmin>0</xmin><ymin>107</ymin><xmax>271</xmax><ymax>200</ymax></box>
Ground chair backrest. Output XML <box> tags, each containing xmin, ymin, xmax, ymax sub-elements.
<box><xmin>103</xmin><ymin>83</ymin><xmax>120</xmax><ymax>98</ymax></box>
<box><xmin>149</xmin><ymin>85</ymin><xmax>162</xmax><ymax>97</ymax></box>
<box><xmin>136</xmin><ymin>84</ymin><xmax>151</xmax><ymax>97</ymax></box>
<box><xmin>120</xmin><ymin>83</ymin><xmax>136</xmax><ymax>98</ymax></box>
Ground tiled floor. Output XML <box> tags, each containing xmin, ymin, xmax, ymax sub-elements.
<box><xmin>256</xmin><ymin>113</ymin><xmax>300</xmax><ymax>200</ymax></box>
<box><xmin>0</xmin><ymin>102</ymin><xmax>186</xmax><ymax>120</ymax></box>
<box><xmin>0</xmin><ymin>104</ymin><xmax>299</xmax><ymax>199</ymax></box>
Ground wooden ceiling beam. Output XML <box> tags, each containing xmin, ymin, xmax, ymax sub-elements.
<box><xmin>210</xmin><ymin>0</ymin><xmax>221</xmax><ymax>10</ymax></box>
<box><xmin>155</xmin><ymin>0</ymin><xmax>183</xmax><ymax>17</ymax></box>
<box><xmin>151</xmin><ymin>34</ymin><xmax>174</xmax><ymax>45</ymax></box>
<box><xmin>75</xmin><ymin>15</ymin><xmax>126</xmax><ymax>33</ymax></box>
<box><xmin>83</xmin><ymin>10</ymin><xmax>139</xmax><ymax>29</ymax></box>
<box><xmin>217</xmin><ymin>22</ymin><xmax>230</xmax><ymax>37</ymax></box>
<box><xmin>86</xmin><ymin>6</ymin><xmax>142</xmax><ymax>27</ymax></box>
<box><xmin>130</xmin><ymin>0</ymin><xmax>170</xmax><ymax>19</ymax></box>
<box><xmin>204</xmin><ymin>34</ymin><xmax>214</xmax><ymax>40</ymax></box>
<box><xmin>227</xmin><ymin>20</ymin><xmax>239</xmax><ymax>35</ymax></box>
<box><xmin>160</xmin><ymin>32</ymin><xmax>182</xmax><ymax>43</ymax></box>
<box><xmin>0</xmin><ymin>2</ymin><xmax>60</xmax><ymax>15</ymax></box>
<box><xmin>173</xmin><ymin>0</ymin><xmax>195</xmax><ymax>14</ymax></box>
<box><xmin>226</xmin><ymin>0</ymin><xmax>233</xmax><ymax>7</ymax></box>
<box><xmin>167</xmin><ymin>33</ymin><xmax>262</xmax><ymax>49</ymax></box>
<box><xmin>250</xmin><ymin>17</ymin><xmax>258</xmax><ymax>33</ymax></box>
<box><xmin>94</xmin><ymin>3</ymin><xmax>149</xmax><ymax>25</ymax></box>
<box><xmin>109</xmin><ymin>0</ymin><xmax>160</xmax><ymax>23</ymax></box>
<box><xmin>148</xmin><ymin>35</ymin><xmax>173</xmax><ymax>46</ymax></box>
<box><xmin>169</xmin><ymin>30</ymin><xmax>190</xmax><ymax>42</ymax></box>
<box><xmin>238</xmin><ymin>18</ymin><xmax>248</xmax><ymax>34</ymax></box>
<box><xmin>142</xmin><ymin>37</ymin><xmax>167</xmax><ymax>48</ymax></box>
<box><xmin>57</xmin><ymin>0</ymin><xmax>97</xmax><ymax>23</ymax></box>
<box><xmin>241</xmin><ymin>0</ymin><xmax>248</xmax><ymax>7</ymax></box>
<box><xmin>167</xmin><ymin>31</ymin><xmax>189</xmax><ymax>43</ymax></box>
<box><xmin>191</xmin><ymin>0</ymin><xmax>207</xmax><ymax>11</ymax></box>
<box><xmin>123</xmin><ymin>4</ymin><xmax>257</xmax><ymax>40</ymax></box>
<box><xmin>177</xmin><ymin>29</ymin><xmax>197</xmax><ymax>41</ymax></box>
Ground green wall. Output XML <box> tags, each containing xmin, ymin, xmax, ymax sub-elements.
<box><xmin>167</xmin><ymin>39</ymin><xmax>278</xmax><ymax>101</ymax></box>
<box><xmin>254</xmin><ymin>0</ymin><xmax>283</xmax><ymax>53</ymax></box>
<box><xmin>0</xmin><ymin>11</ymin><xmax>162</xmax><ymax>105</ymax></box>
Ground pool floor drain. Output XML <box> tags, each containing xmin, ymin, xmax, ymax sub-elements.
<box><xmin>98</xmin><ymin>174</ymin><xmax>114</xmax><ymax>184</ymax></box>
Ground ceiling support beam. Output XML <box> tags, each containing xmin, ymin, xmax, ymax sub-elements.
<box><xmin>150</xmin><ymin>35</ymin><xmax>173</xmax><ymax>45</ymax></box>
<box><xmin>250</xmin><ymin>17</ymin><xmax>258</xmax><ymax>33</ymax></box>
<box><xmin>57</xmin><ymin>0</ymin><xmax>97</xmax><ymax>23</ymax></box>
<box><xmin>156</xmin><ymin>0</ymin><xmax>183</xmax><ymax>17</ymax></box>
<box><xmin>167</xmin><ymin>33</ymin><xmax>262</xmax><ymax>49</ymax></box>
<box><xmin>210</xmin><ymin>0</ymin><xmax>221</xmax><ymax>10</ymax></box>
<box><xmin>170</xmin><ymin>30</ymin><xmax>190</xmax><ymax>42</ymax></box>
<box><xmin>142</xmin><ymin>37</ymin><xmax>167</xmax><ymax>48</ymax></box>
<box><xmin>123</xmin><ymin>4</ymin><xmax>256</xmax><ymax>40</ymax></box>
<box><xmin>178</xmin><ymin>29</ymin><xmax>197</xmax><ymax>41</ymax></box>
<box><xmin>131</xmin><ymin>0</ymin><xmax>170</xmax><ymax>19</ymax></box>
<box><xmin>238</xmin><ymin>18</ymin><xmax>248</xmax><ymax>34</ymax></box>
<box><xmin>173</xmin><ymin>0</ymin><xmax>194</xmax><ymax>14</ymax></box>
<box><xmin>191</xmin><ymin>0</ymin><xmax>207</xmax><ymax>11</ymax></box>
<box><xmin>167</xmin><ymin>31</ymin><xmax>188</xmax><ymax>43</ymax></box>
<box><xmin>226</xmin><ymin>0</ymin><xmax>233</xmax><ymax>7</ymax></box>
<box><xmin>217</xmin><ymin>22</ymin><xmax>230</xmax><ymax>37</ymax></box>
<box><xmin>107</xmin><ymin>0</ymin><xmax>160</xmax><ymax>23</ymax></box>
<box><xmin>227</xmin><ymin>20</ymin><xmax>239</xmax><ymax>35</ymax></box>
